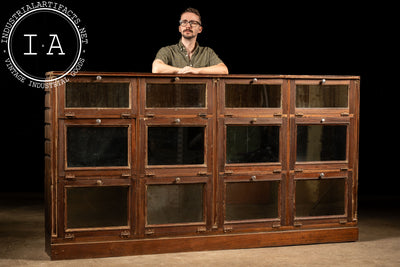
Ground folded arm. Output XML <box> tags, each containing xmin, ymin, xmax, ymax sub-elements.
<box><xmin>152</xmin><ymin>59</ymin><xmax>229</xmax><ymax>75</ymax></box>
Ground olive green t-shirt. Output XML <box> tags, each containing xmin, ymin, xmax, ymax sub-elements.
<box><xmin>155</xmin><ymin>40</ymin><xmax>224</xmax><ymax>68</ymax></box>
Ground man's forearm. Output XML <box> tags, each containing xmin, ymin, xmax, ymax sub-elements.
<box><xmin>195</xmin><ymin>63</ymin><xmax>229</xmax><ymax>74</ymax></box>
<box><xmin>152</xmin><ymin>59</ymin><xmax>180</xmax><ymax>74</ymax></box>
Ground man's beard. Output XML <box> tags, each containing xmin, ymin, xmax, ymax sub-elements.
<box><xmin>182</xmin><ymin>30</ymin><xmax>196</xmax><ymax>40</ymax></box>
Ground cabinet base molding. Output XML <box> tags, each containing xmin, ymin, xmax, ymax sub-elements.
<box><xmin>50</xmin><ymin>227</ymin><xmax>358</xmax><ymax>260</ymax></box>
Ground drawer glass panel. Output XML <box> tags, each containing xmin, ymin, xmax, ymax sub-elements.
<box><xmin>67</xmin><ymin>126</ymin><xmax>128</xmax><ymax>167</ymax></box>
<box><xmin>296</xmin><ymin>84</ymin><xmax>348</xmax><ymax>108</ymax></box>
<box><xmin>148</xmin><ymin>126</ymin><xmax>204</xmax><ymax>165</ymax></box>
<box><xmin>226</xmin><ymin>126</ymin><xmax>279</xmax><ymax>163</ymax></box>
<box><xmin>225</xmin><ymin>84</ymin><xmax>281</xmax><ymax>108</ymax></box>
<box><xmin>66</xmin><ymin>186</ymin><xmax>129</xmax><ymax>228</ymax></box>
<box><xmin>226</xmin><ymin>181</ymin><xmax>279</xmax><ymax>220</ymax></box>
<box><xmin>296</xmin><ymin>125</ymin><xmax>346</xmax><ymax>161</ymax></box>
<box><xmin>146</xmin><ymin>83</ymin><xmax>206</xmax><ymax>108</ymax></box>
<box><xmin>66</xmin><ymin>83</ymin><xmax>130</xmax><ymax>108</ymax></box>
<box><xmin>295</xmin><ymin>179</ymin><xmax>345</xmax><ymax>217</ymax></box>
<box><xmin>147</xmin><ymin>184</ymin><xmax>204</xmax><ymax>224</ymax></box>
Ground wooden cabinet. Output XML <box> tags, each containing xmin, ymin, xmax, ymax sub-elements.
<box><xmin>44</xmin><ymin>72</ymin><xmax>360</xmax><ymax>260</ymax></box>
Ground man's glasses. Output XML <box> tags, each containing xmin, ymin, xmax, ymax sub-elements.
<box><xmin>179</xmin><ymin>20</ymin><xmax>201</xmax><ymax>27</ymax></box>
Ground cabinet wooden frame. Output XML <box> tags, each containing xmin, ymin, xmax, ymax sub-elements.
<box><xmin>44</xmin><ymin>72</ymin><xmax>360</xmax><ymax>260</ymax></box>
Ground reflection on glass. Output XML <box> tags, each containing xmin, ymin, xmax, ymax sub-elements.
<box><xmin>147</xmin><ymin>184</ymin><xmax>204</xmax><ymax>224</ymax></box>
<box><xmin>226</xmin><ymin>126</ymin><xmax>279</xmax><ymax>163</ymax></box>
<box><xmin>146</xmin><ymin>83</ymin><xmax>206</xmax><ymax>108</ymax></box>
<box><xmin>225</xmin><ymin>84</ymin><xmax>281</xmax><ymax>108</ymax></box>
<box><xmin>296</xmin><ymin>125</ymin><xmax>346</xmax><ymax>161</ymax></box>
<box><xmin>226</xmin><ymin>181</ymin><xmax>279</xmax><ymax>221</ymax></box>
<box><xmin>295</xmin><ymin>179</ymin><xmax>345</xmax><ymax>217</ymax></box>
<box><xmin>148</xmin><ymin>127</ymin><xmax>204</xmax><ymax>165</ymax></box>
<box><xmin>67</xmin><ymin>126</ymin><xmax>128</xmax><ymax>167</ymax></box>
<box><xmin>296</xmin><ymin>85</ymin><xmax>348</xmax><ymax>108</ymax></box>
<box><xmin>66</xmin><ymin>186</ymin><xmax>128</xmax><ymax>228</ymax></box>
<box><xmin>66</xmin><ymin>83</ymin><xmax>130</xmax><ymax>108</ymax></box>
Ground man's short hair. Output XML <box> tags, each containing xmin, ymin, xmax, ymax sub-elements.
<box><xmin>181</xmin><ymin>7</ymin><xmax>202</xmax><ymax>24</ymax></box>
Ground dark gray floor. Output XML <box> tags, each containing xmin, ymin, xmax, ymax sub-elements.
<box><xmin>1</xmin><ymin>193</ymin><xmax>399</xmax><ymax>266</ymax></box>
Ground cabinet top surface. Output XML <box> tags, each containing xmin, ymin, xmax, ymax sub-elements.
<box><xmin>46</xmin><ymin>71</ymin><xmax>360</xmax><ymax>80</ymax></box>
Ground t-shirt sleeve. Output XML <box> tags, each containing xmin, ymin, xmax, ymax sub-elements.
<box><xmin>154</xmin><ymin>47</ymin><xmax>171</xmax><ymax>65</ymax></box>
<box><xmin>207</xmin><ymin>47</ymin><xmax>224</xmax><ymax>66</ymax></box>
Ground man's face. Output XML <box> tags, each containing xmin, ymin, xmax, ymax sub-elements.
<box><xmin>179</xmin><ymin>12</ymin><xmax>202</xmax><ymax>40</ymax></box>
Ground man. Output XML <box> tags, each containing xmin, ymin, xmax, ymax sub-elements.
<box><xmin>152</xmin><ymin>8</ymin><xmax>229</xmax><ymax>74</ymax></box>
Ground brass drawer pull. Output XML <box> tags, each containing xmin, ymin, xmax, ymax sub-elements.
<box><xmin>65</xmin><ymin>112</ymin><xmax>75</xmax><ymax>118</ymax></box>
<box><xmin>121</xmin><ymin>113</ymin><xmax>131</xmax><ymax>118</ymax></box>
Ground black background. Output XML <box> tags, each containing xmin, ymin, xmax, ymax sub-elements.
<box><xmin>1</xmin><ymin>0</ymin><xmax>398</xmax><ymax>199</ymax></box>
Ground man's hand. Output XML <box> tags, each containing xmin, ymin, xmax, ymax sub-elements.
<box><xmin>177</xmin><ymin>66</ymin><xmax>199</xmax><ymax>74</ymax></box>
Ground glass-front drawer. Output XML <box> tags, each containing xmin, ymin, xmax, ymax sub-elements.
<box><xmin>146</xmin><ymin>183</ymin><xmax>205</xmax><ymax>225</ymax></box>
<box><xmin>225</xmin><ymin>180</ymin><xmax>279</xmax><ymax>221</ymax></box>
<box><xmin>66</xmin><ymin>82</ymin><xmax>130</xmax><ymax>108</ymax></box>
<box><xmin>59</xmin><ymin>77</ymin><xmax>135</xmax><ymax>118</ymax></box>
<box><xmin>296</xmin><ymin>124</ymin><xmax>347</xmax><ymax>162</ymax></box>
<box><xmin>296</xmin><ymin>84</ymin><xmax>348</xmax><ymax>108</ymax></box>
<box><xmin>141</xmin><ymin>78</ymin><xmax>212</xmax><ymax>115</ymax></box>
<box><xmin>67</xmin><ymin>126</ymin><xmax>128</xmax><ymax>167</ymax></box>
<box><xmin>293</xmin><ymin>80</ymin><xmax>351</xmax><ymax>116</ymax></box>
<box><xmin>295</xmin><ymin>178</ymin><xmax>346</xmax><ymax>217</ymax></box>
<box><xmin>225</xmin><ymin>84</ymin><xmax>281</xmax><ymax>108</ymax></box>
<box><xmin>66</xmin><ymin>185</ymin><xmax>130</xmax><ymax>229</ymax></box>
<box><xmin>220</xmin><ymin>79</ymin><xmax>285</xmax><ymax>116</ymax></box>
<box><xmin>147</xmin><ymin>126</ymin><xmax>204</xmax><ymax>165</ymax></box>
<box><xmin>146</xmin><ymin>83</ymin><xmax>206</xmax><ymax>108</ymax></box>
<box><xmin>60</xmin><ymin>119</ymin><xmax>133</xmax><ymax>173</ymax></box>
<box><xmin>226</xmin><ymin>125</ymin><xmax>280</xmax><ymax>164</ymax></box>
